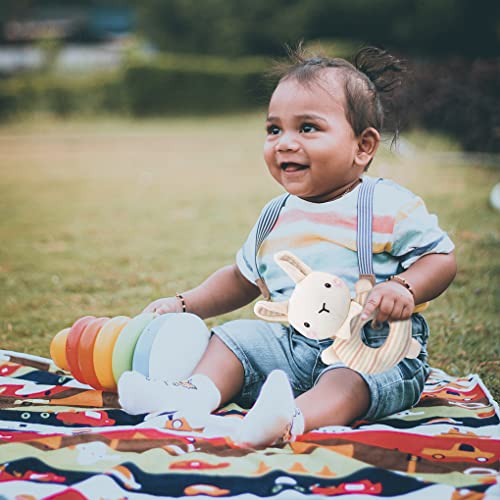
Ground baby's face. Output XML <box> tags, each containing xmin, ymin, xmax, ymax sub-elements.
<box><xmin>264</xmin><ymin>71</ymin><xmax>365</xmax><ymax>203</ymax></box>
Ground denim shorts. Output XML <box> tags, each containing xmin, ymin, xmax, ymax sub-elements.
<box><xmin>212</xmin><ymin>314</ymin><xmax>430</xmax><ymax>421</ymax></box>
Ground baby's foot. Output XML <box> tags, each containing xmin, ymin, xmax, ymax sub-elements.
<box><xmin>118</xmin><ymin>371</ymin><xmax>221</xmax><ymax>416</ymax></box>
<box><xmin>231</xmin><ymin>370</ymin><xmax>304</xmax><ymax>448</ymax></box>
<box><xmin>118</xmin><ymin>371</ymin><xmax>168</xmax><ymax>415</ymax></box>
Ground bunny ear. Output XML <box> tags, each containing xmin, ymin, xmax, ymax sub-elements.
<box><xmin>254</xmin><ymin>300</ymin><xmax>289</xmax><ymax>323</ymax></box>
<box><xmin>336</xmin><ymin>301</ymin><xmax>363</xmax><ymax>340</ymax></box>
<box><xmin>354</xmin><ymin>277</ymin><xmax>374</xmax><ymax>305</ymax></box>
<box><xmin>274</xmin><ymin>251</ymin><xmax>312</xmax><ymax>284</ymax></box>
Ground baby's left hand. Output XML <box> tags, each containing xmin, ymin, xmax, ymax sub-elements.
<box><xmin>361</xmin><ymin>281</ymin><xmax>415</xmax><ymax>323</ymax></box>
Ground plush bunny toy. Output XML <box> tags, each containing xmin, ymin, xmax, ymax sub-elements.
<box><xmin>254</xmin><ymin>251</ymin><xmax>421</xmax><ymax>374</ymax></box>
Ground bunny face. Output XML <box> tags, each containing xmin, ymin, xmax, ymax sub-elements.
<box><xmin>288</xmin><ymin>271</ymin><xmax>351</xmax><ymax>340</ymax></box>
<box><xmin>253</xmin><ymin>251</ymin><xmax>357</xmax><ymax>341</ymax></box>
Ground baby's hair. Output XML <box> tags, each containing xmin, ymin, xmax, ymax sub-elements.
<box><xmin>270</xmin><ymin>43</ymin><xmax>407</xmax><ymax>146</ymax></box>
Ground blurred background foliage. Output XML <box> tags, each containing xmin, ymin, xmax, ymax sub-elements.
<box><xmin>0</xmin><ymin>0</ymin><xmax>498</xmax><ymax>152</ymax></box>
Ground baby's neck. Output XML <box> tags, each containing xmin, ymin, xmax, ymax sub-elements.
<box><xmin>300</xmin><ymin>177</ymin><xmax>362</xmax><ymax>204</ymax></box>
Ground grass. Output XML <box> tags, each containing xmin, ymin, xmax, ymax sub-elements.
<box><xmin>0</xmin><ymin>114</ymin><xmax>499</xmax><ymax>401</ymax></box>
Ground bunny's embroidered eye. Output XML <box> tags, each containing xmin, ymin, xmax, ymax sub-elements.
<box><xmin>304</xmin><ymin>322</ymin><xmax>310</xmax><ymax>328</ymax></box>
<box><xmin>324</xmin><ymin>283</ymin><xmax>332</xmax><ymax>288</ymax></box>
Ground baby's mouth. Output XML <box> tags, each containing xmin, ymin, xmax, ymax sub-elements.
<box><xmin>280</xmin><ymin>162</ymin><xmax>309</xmax><ymax>172</ymax></box>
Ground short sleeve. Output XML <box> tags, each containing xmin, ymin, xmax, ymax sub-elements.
<box><xmin>390</xmin><ymin>195</ymin><xmax>455</xmax><ymax>269</ymax></box>
<box><xmin>235</xmin><ymin>194</ymin><xmax>288</xmax><ymax>285</ymax></box>
<box><xmin>236</xmin><ymin>219</ymin><xmax>259</xmax><ymax>285</ymax></box>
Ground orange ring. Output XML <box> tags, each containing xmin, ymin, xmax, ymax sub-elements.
<box><xmin>50</xmin><ymin>327</ymin><xmax>70</xmax><ymax>371</ymax></box>
<box><xmin>93</xmin><ymin>316</ymin><xmax>130</xmax><ymax>391</ymax></box>
<box><xmin>77</xmin><ymin>317</ymin><xmax>109</xmax><ymax>389</ymax></box>
<box><xmin>66</xmin><ymin>316</ymin><xmax>95</xmax><ymax>383</ymax></box>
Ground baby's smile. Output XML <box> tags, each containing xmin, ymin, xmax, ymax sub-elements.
<box><xmin>280</xmin><ymin>162</ymin><xmax>309</xmax><ymax>172</ymax></box>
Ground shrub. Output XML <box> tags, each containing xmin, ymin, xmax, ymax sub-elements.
<box><xmin>404</xmin><ymin>58</ymin><xmax>499</xmax><ymax>153</ymax></box>
<box><xmin>121</xmin><ymin>54</ymin><xmax>268</xmax><ymax>115</ymax></box>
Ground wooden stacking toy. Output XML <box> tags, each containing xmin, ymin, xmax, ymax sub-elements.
<box><xmin>50</xmin><ymin>312</ymin><xmax>210</xmax><ymax>391</ymax></box>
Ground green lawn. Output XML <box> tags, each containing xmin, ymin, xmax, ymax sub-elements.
<box><xmin>1</xmin><ymin>114</ymin><xmax>498</xmax><ymax>400</ymax></box>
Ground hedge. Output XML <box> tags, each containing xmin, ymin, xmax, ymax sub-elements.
<box><xmin>0</xmin><ymin>54</ymin><xmax>497</xmax><ymax>153</ymax></box>
<box><xmin>0</xmin><ymin>53</ymin><xmax>270</xmax><ymax>120</ymax></box>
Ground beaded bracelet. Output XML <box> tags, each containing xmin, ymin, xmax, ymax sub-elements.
<box><xmin>387</xmin><ymin>275</ymin><xmax>415</xmax><ymax>297</ymax></box>
<box><xmin>175</xmin><ymin>293</ymin><xmax>187</xmax><ymax>312</ymax></box>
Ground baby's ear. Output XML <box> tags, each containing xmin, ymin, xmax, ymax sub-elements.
<box><xmin>254</xmin><ymin>300</ymin><xmax>289</xmax><ymax>323</ymax></box>
<box><xmin>354</xmin><ymin>127</ymin><xmax>380</xmax><ymax>169</ymax></box>
<box><xmin>274</xmin><ymin>251</ymin><xmax>312</xmax><ymax>284</ymax></box>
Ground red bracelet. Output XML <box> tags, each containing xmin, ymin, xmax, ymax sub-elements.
<box><xmin>387</xmin><ymin>275</ymin><xmax>415</xmax><ymax>297</ymax></box>
<box><xmin>175</xmin><ymin>293</ymin><xmax>187</xmax><ymax>312</ymax></box>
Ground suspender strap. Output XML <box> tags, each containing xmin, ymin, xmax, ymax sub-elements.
<box><xmin>255</xmin><ymin>194</ymin><xmax>290</xmax><ymax>257</ymax></box>
<box><xmin>252</xmin><ymin>177</ymin><xmax>381</xmax><ymax>298</ymax></box>
<box><xmin>254</xmin><ymin>193</ymin><xmax>290</xmax><ymax>299</ymax></box>
<box><xmin>356</xmin><ymin>177</ymin><xmax>382</xmax><ymax>282</ymax></box>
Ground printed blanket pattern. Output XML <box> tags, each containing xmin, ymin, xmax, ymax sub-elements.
<box><xmin>0</xmin><ymin>350</ymin><xmax>498</xmax><ymax>499</ymax></box>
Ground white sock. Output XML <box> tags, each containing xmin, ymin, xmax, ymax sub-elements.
<box><xmin>231</xmin><ymin>370</ymin><xmax>305</xmax><ymax>448</ymax></box>
<box><xmin>118</xmin><ymin>371</ymin><xmax>221</xmax><ymax>416</ymax></box>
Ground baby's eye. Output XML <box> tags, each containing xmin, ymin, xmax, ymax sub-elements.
<box><xmin>324</xmin><ymin>283</ymin><xmax>332</xmax><ymax>288</ymax></box>
<box><xmin>301</xmin><ymin>123</ymin><xmax>318</xmax><ymax>133</ymax></box>
<box><xmin>304</xmin><ymin>322</ymin><xmax>310</xmax><ymax>328</ymax></box>
<box><xmin>266</xmin><ymin>124</ymin><xmax>281</xmax><ymax>135</ymax></box>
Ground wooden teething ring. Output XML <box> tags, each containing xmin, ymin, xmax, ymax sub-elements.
<box><xmin>321</xmin><ymin>278</ymin><xmax>420</xmax><ymax>374</ymax></box>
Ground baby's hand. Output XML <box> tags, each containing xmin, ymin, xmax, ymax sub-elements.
<box><xmin>361</xmin><ymin>281</ymin><xmax>415</xmax><ymax>323</ymax></box>
<box><xmin>143</xmin><ymin>297</ymin><xmax>183</xmax><ymax>315</ymax></box>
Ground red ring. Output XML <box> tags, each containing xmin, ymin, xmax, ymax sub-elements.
<box><xmin>77</xmin><ymin>317</ymin><xmax>110</xmax><ymax>389</ymax></box>
<box><xmin>65</xmin><ymin>316</ymin><xmax>95</xmax><ymax>383</ymax></box>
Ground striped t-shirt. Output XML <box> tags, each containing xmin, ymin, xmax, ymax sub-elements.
<box><xmin>236</xmin><ymin>177</ymin><xmax>454</xmax><ymax>301</ymax></box>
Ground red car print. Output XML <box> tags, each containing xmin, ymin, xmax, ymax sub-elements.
<box><xmin>0</xmin><ymin>383</ymin><xmax>68</xmax><ymax>399</ymax></box>
<box><xmin>311</xmin><ymin>479</ymin><xmax>383</xmax><ymax>495</ymax></box>
<box><xmin>0</xmin><ymin>466</ymin><xmax>66</xmax><ymax>483</ymax></box>
<box><xmin>0</xmin><ymin>362</ymin><xmax>21</xmax><ymax>376</ymax></box>
<box><xmin>56</xmin><ymin>410</ymin><xmax>115</xmax><ymax>426</ymax></box>
<box><xmin>421</xmin><ymin>386</ymin><xmax>483</xmax><ymax>402</ymax></box>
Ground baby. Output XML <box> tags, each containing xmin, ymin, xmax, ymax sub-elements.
<box><xmin>118</xmin><ymin>46</ymin><xmax>457</xmax><ymax>447</ymax></box>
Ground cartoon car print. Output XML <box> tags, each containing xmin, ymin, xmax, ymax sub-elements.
<box><xmin>0</xmin><ymin>466</ymin><xmax>66</xmax><ymax>483</ymax></box>
<box><xmin>421</xmin><ymin>442</ymin><xmax>495</xmax><ymax>463</ymax></box>
<box><xmin>56</xmin><ymin>410</ymin><xmax>115</xmax><ymax>426</ymax></box>
<box><xmin>0</xmin><ymin>383</ymin><xmax>68</xmax><ymax>399</ymax></box>
<box><xmin>310</xmin><ymin>479</ymin><xmax>383</xmax><ymax>495</ymax></box>
<box><xmin>0</xmin><ymin>362</ymin><xmax>21</xmax><ymax>376</ymax></box>
<box><xmin>271</xmin><ymin>476</ymin><xmax>306</xmax><ymax>494</ymax></box>
<box><xmin>184</xmin><ymin>484</ymin><xmax>230</xmax><ymax>496</ymax></box>
<box><xmin>170</xmin><ymin>460</ymin><xmax>230</xmax><ymax>470</ymax></box>
<box><xmin>421</xmin><ymin>387</ymin><xmax>481</xmax><ymax>402</ymax></box>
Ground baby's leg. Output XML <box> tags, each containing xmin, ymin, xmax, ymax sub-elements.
<box><xmin>229</xmin><ymin>370</ymin><xmax>297</xmax><ymax>447</ymax></box>
<box><xmin>231</xmin><ymin>368</ymin><xmax>368</xmax><ymax>447</ymax></box>
<box><xmin>296</xmin><ymin>368</ymin><xmax>370</xmax><ymax>430</ymax></box>
<box><xmin>119</xmin><ymin>335</ymin><xmax>244</xmax><ymax>416</ymax></box>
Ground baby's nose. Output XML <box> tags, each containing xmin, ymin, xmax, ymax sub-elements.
<box><xmin>276</xmin><ymin>132</ymin><xmax>300</xmax><ymax>152</ymax></box>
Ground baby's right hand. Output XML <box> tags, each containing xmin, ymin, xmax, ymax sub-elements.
<box><xmin>143</xmin><ymin>297</ymin><xmax>183</xmax><ymax>315</ymax></box>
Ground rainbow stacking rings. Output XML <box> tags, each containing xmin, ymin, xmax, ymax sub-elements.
<box><xmin>50</xmin><ymin>312</ymin><xmax>209</xmax><ymax>393</ymax></box>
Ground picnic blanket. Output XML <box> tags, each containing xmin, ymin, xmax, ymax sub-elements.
<box><xmin>0</xmin><ymin>350</ymin><xmax>498</xmax><ymax>499</ymax></box>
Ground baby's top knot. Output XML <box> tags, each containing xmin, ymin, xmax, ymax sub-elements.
<box><xmin>353</xmin><ymin>46</ymin><xmax>406</xmax><ymax>94</ymax></box>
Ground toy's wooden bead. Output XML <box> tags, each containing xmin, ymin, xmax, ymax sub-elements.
<box><xmin>112</xmin><ymin>312</ymin><xmax>156</xmax><ymax>383</ymax></box>
<box><xmin>78</xmin><ymin>317</ymin><xmax>109</xmax><ymax>389</ymax></box>
<box><xmin>66</xmin><ymin>316</ymin><xmax>95</xmax><ymax>383</ymax></box>
<box><xmin>93</xmin><ymin>316</ymin><xmax>130</xmax><ymax>391</ymax></box>
<box><xmin>50</xmin><ymin>327</ymin><xmax>70</xmax><ymax>371</ymax></box>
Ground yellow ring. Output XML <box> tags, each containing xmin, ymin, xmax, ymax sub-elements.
<box><xmin>50</xmin><ymin>327</ymin><xmax>70</xmax><ymax>371</ymax></box>
<box><xmin>93</xmin><ymin>316</ymin><xmax>130</xmax><ymax>391</ymax></box>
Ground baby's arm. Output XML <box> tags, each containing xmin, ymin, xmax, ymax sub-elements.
<box><xmin>144</xmin><ymin>264</ymin><xmax>261</xmax><ymax>319</ymax></box>
<box><xmin>361</xmin><ymin>252</ymin><xmax>457</xmax><ymax>323</ymax></box>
